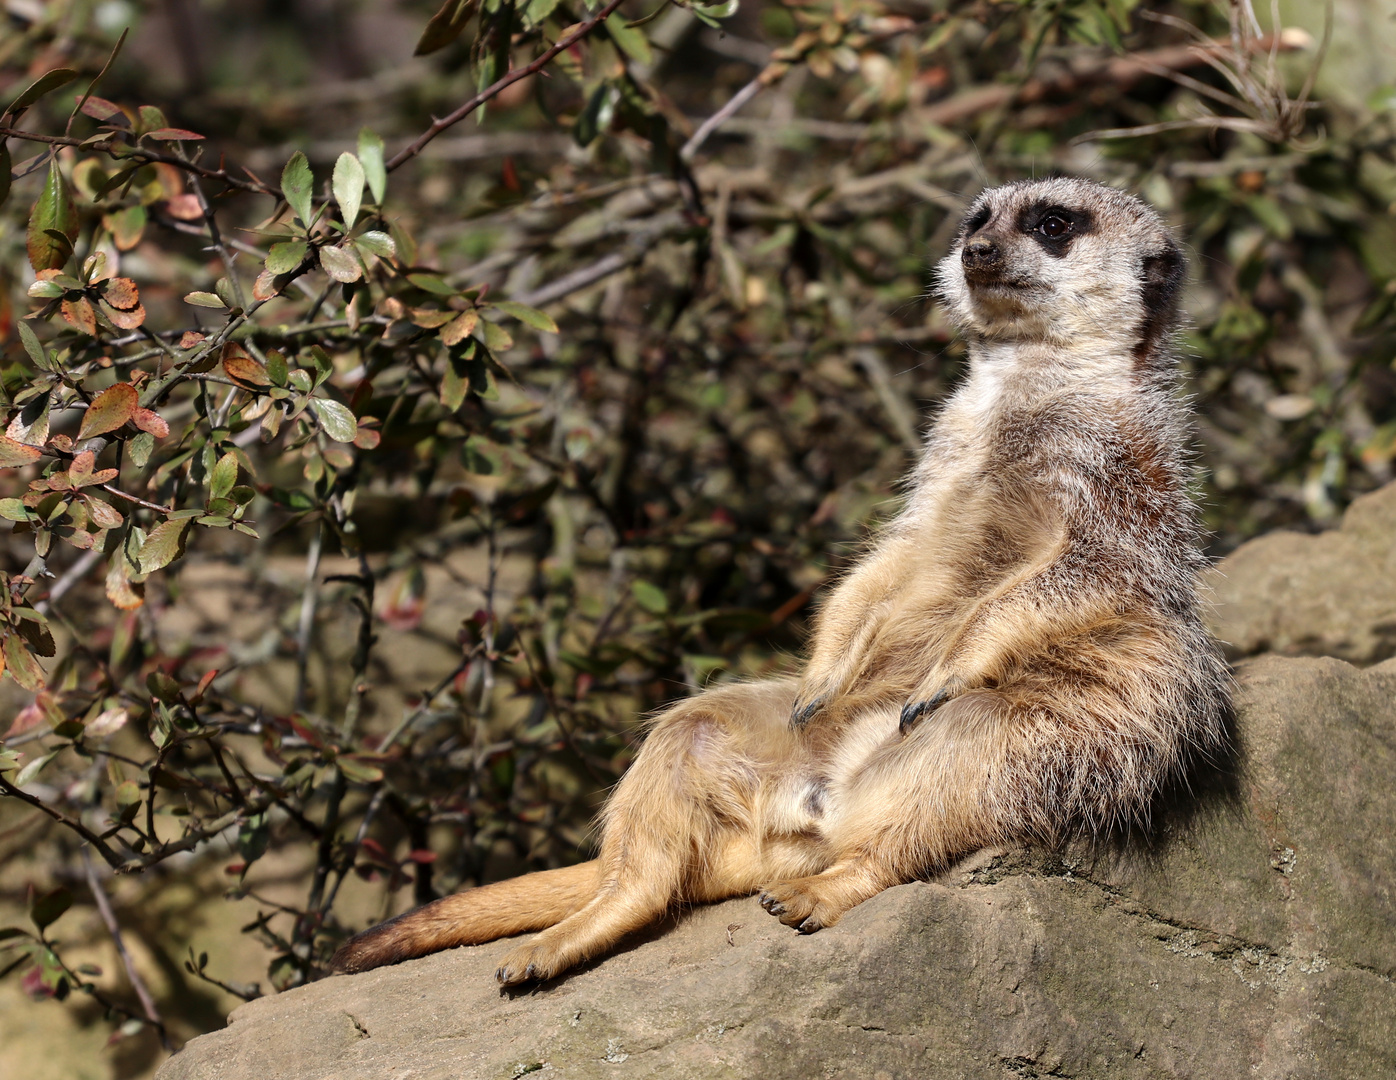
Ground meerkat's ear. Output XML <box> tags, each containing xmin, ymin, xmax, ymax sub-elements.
<box><xmin>1134</xmin><ymin>239</ymin><xmax>1185</xmax><ymax>365</ymax></box>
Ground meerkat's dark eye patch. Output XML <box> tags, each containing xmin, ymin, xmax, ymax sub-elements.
<box><xmin>1018</xmin><ymin>203</ymin><xmax>1093</xmax><ymax>257</ymax></box>
<box><xmin>963</xmin><ymin>204</ymin><xmax>992</xmax><ymax>237</ymax></box>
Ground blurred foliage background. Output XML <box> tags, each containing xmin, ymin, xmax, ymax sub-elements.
<box><xmin>0</xmin><ymin>0</ymin><xmax>1393</xmax><ymax>1074</ymax></box>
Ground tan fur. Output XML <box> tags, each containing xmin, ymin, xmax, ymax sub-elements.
<box><xmin>331</xmin><ymin>178</ymin><xmax>1230</xmax><ymax>986</ymax></box>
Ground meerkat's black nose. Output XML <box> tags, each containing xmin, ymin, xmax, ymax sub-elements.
<box><xmin>962</xmin><ymin>237</ymin><xmax>1002</xmax><ymax>277</ymax></box>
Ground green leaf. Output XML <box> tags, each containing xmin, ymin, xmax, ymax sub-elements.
<box><xmin>441</xmin><ymin>355</ymin><xmax>469</xmax><ymax>412</ymax></box>
<box><xmin>237</xmin><ymin>812</ymin><xmax>270</xmax><ymax>865</ymax></box>
<box><xmin>354</xmin><ymin>230</ymin><xmax>395</xmax><ymax>260</ymax></box>
<box><xmin>333</xmin><ymin>152</ymin><xmax>365</xmax><ymax>229</ymax></box>
<box><xmin>415</xmin><ymin>0</ymin><xmax>479</xmax><ymax>56</ymax></box>
<box><xmin>358</xmin><ymin>129</ymin><xmax>387</xmax><ymax>204</ymax></box>
<box><xmin>320</xmin><ymin>244</ymin><xmax>362</xmax><ymax>283</ymax></box>
<box><xmin>605</xmin><ymin>13</ymin><xmax>653</xmax><ymax>65</ymax></box>
<box><xmin>265</xmin><ymin>239</ymin><xmax>307</xmax><ymax>275</ymax></box>
<box><xmin>523</xmin><ymin>0</ymin><xmax>561</xmax><ymax>25</ymax></box>
<box><xmin>631</xmin><ymin>579</ymin><xmax>669</xmax><ymax>615</ymax></box>
<box><xmin>27</xmin><ymin>159</ymin><xmax>79</xmax><ymax>273</ymax></box>
<box><xmin>15</xmin><ymin>321</ymin><xmax>46</xmax><ymax>369</ymax></box>
<box><xmin>0</xmin><ymin>497</ymin><xmax>31</xmax><ymax>521</ymax></box>
<box><xmin>29</xmin><ymin>888</ymin><xmax>71</xmax><ymax>933</ymax></box>
<box><xmin>77</xmin><ymin>382</ymin><xmax>138</xmax><ymax>441</ymax></box>
<box><xmin>406</xmin><ymin>272</ymin><xmax>457</xmax><ymax>296</ymax></box>
<box><xmin>184</xmin><ymin>291</ymin><xmax>226</xmax><ymax>309</ymax></box>
<box><xmin>481</xmin><ymin>320</ymin><xmax>513</xmax><ymax>352</ymax></box>
<box><xmin>3</xmin><ymin>68</ymin><xmax>78</xmax><ymax>118</ymax></box>
<box><xmin>493</xmin><ymin>300</ymin><xmax>559</xmax><ymax>334</ymax></box>
<box><xmin>312</xmin><ymin>398</ymin><xmax>358</xmax><ymax>442</ymax></box>
<box><xmin>129</xmin><ymin>431</ymin><xmax>155</xmax><ymax>468</ymax></box>
<box><xmin>209</xmin><ymin>451</ymin><xmax>238</xmax><ymax>501</ymax></box>
<box><xmin>281</xmin><ymin>151</ymin><xmax>314</xmax><ymax>227</ymax></box>
<box><xmin>137</xmin><ymin>517</ymin><xmax>192</xmax><ymax>574</ymax></box>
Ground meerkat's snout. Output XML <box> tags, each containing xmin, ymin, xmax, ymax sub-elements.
<box><xmin>961</xmin><ymin>235</ymin><xmax>1004</xmax><ymax>281</ymax></box>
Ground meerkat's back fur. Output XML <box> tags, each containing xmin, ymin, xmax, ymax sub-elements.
<box><xmin>332</xmin><ymin>178</ymin><xmax>1231</xmax><ymax>985</ymax></box>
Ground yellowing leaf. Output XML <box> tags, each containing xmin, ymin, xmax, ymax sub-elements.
<box><xmin>320</xmin><ymin>244</ymin><xmax>362</xmax><ymax>283</ymax></box>
<box><xmin>0</xmin><ymin>436</ymin><xmax>41</xmax><ymax>468</ymax></box>
<box><xmin>440</xmin><ymin>309</ymin><xmax>479</xmax><ymax>346</ymax></box>
<box><xmin>136</xmin><ymin>517</ymin><xmax>192</xmax><ymax>574</ymax></box>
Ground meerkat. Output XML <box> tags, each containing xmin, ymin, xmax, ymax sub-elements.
<box><xmin>331</xmin><ymin>177</ymin><xmax>1231</xmax><ymax>986</ymax></box>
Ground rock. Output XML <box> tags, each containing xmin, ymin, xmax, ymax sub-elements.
<box><xmin>158</xmin><ymin>655</ymin><xmax>1396</xmax><ymax>1080</ymax></box>
<box><xmin>1205</xmin><ymin>481</ymin><xmax>1396</xmax><ymax>664</ymax></box>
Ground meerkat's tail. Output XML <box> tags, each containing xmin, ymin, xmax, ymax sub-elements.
<box><xmin>330</xmin><ymin>860</ymin><xmax>600</xmax><ymax>974</ymax></box>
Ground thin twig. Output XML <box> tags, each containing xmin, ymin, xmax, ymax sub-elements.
<box><xmin>0</xmin><ymin>127</ymin><xmax>276</xmax><ymax>195</ymax></box>
<box><xmin>293</xmin><ymin>519</ymin><xmax>324</xmax><ymax>713</ymax></box>
<box><xmin>0</xmin><ymin>774</ymin><xmax>126</xmax><ymax>868</ymax></box>
<box><xmin>82</xmin><ymin>851</ymin><xmax>173</xmax><ymax>1051</ymax></box>
<box><xmin>384</xmin><ymin>0</ymin><xmax>629</xmax><ymax>172</ymax></box>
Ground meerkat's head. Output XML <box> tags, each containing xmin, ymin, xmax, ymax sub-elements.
<box><xmin>935</xmin><ymin>177</ymin><xmax>1184</xmax><ymax>368</ymax></box>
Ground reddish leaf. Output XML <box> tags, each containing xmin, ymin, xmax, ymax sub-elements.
<box><xmin>352</xmin><ymin>426</ymin><xmax>381</xmax><ymax>450</ymax></box>
<box><xmin>100</xmin><ymin>299</ymin><xmax>146</xmax><ymax>330</ymax></box>
<box><xmin>251</xmin><ymin>269</ymin><xmax>280</xmax><ymax>302</ymax></box>
<box><xmin>101</xmin><ymin>277</ymin><xmax>139</xmax><ymax>309</ymax></box>
<box><xmin>163</xmin><ymin>193</ymin><xmax>203</xmax><ymax>221</ymax></box>
<box><xmin>78</xmin><ymin>383</ymin><xmax>138</xmax><ymax>440</ymax></box>
<box><xmin>146</xmin><ymin>127</ymin><xmax>204</xmax><ymax>141</ymax></box>
<box><xmin>132</xmin><ymin>408</ymin><xmax>169</xmax><ymax>438</ymax></box>
<box><xmin>85</xmin><ymin>497</ymin><xmax>124</xmax><ymax>529</ymax></box>
<box><xmin>178</xmin><ymin>331</ymin><xmax>206</xmax><ymax>349</ymax></box>
<box><xmin>440</xmin><ymin>309</ymin><xmax>479</xmax><ymax>346</ymax></box>
<box><xmin>60</xmin><ymin>296</ymin><xmax>97</xmax><ymax>336</ymax></box>
<box><xmin>221</xmin><ymin>345</ymin><xmax>270</xmax><ymax>390</ymax></box>
<box><xmin>77</xmin><ymin>95</ymin><xmax>130</xmax><ymax>125</ymax></box>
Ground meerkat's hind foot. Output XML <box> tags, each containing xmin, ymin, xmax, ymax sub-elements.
<box><xmin>898</xmin><ymin>688</ymin><xmax>954</xmax><ymax>734</ymax></box>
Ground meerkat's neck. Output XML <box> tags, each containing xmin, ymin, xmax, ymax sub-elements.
<box><xmin>957</xmin><ymin>338</ymin><xmax>1152</xmax><ymax>416</ymax></box>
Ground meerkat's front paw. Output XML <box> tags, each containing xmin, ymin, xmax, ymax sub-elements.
<box><xmin>758</xmin><ymin>878</ymin><xmax>841</xmax><ymax>933</ymax></box>
<box><xmin>495</xmin><ymin>940</ymin><xmax>565</xmax><ymax>986</ymax></box>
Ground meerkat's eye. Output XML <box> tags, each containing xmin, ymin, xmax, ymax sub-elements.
<box><xmin>1039</xmin><ymin>213</ymin><xmax>1072</xmax><ymax>238</ymax></box>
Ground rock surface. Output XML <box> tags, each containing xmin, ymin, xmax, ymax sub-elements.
<box><xmin>1205</xmin><ymin>482</ymin><xmax>1396</xmax><ymax>664</ymax></box>
<box><xmin>157</xmin><ymin>654</ymin><xmax>1396</xmax><ymax>1080</ymax></box>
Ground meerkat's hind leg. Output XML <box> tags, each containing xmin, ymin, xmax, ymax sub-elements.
<box><xmin>495</xmin><ymin>679</ymin><xmax>809</xmax><ymax>986</ymax></box>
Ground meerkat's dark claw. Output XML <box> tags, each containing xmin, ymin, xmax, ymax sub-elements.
<box><xmin>790</xmin><ymin>695</ymin><xmax>827</xmax><ymax>728</ymax></box>
<box><xmin>899</xmin><ymin>688</ymin><xmax>952</xmax><ymax>735</ymax></box>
